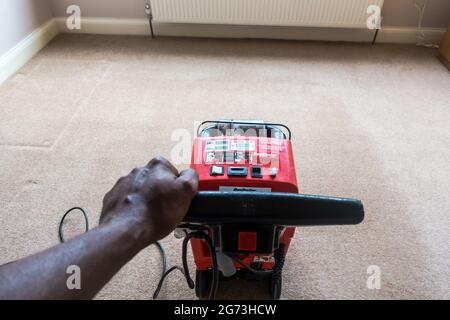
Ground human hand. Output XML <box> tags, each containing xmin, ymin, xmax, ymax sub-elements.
<box><xmin>99</xmin><ymin>156</ymin><xmax>198</xmax><ymax>247</ymax></box>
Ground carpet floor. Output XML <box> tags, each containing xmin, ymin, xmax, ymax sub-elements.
<box><xmin>0</xmin><ymin>34</ymin><xmax>449</xmax><ymax>299</ymax></box>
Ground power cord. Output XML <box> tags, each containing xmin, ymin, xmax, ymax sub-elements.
<box><xmin>152</xmin><ymin>232</ymin><xmax>195</xmax><ymax>299</ymax></box>
<box><xmin>153</xmin><ymin>230</ymin><xmax>219</xmax><ymax>300</ymax></box>
<box><xmin>58</xmin><ymin>207</ymin><xmax>219</xmax><ymax>300</ymax></box>
<box><xmin>58</xmin><ymin>207</ymin><xmax>89</xmax><ymax>243</ymax></box>
<box><xmin>181</xmin><ymin>231</ymin><xmax>219</xmax><ymax>300</ymax></box>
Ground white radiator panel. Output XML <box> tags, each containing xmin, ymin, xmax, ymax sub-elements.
<box><xmin>151</xmin><ymin>0</ymin><xmax>384</xmax><ymax>28</ymax></box>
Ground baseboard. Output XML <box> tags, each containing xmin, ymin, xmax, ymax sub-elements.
<box><xmin>156</xmin><ymin>23</ymin><xmax>377</xmax><ymax>42</ymax></box>
<box><xmin>438</xmin><ymin>54</ymin><xmax>450</xmax><ymax>71</ymax></box>
<box><xmin>0</xmin><ymin>19</ymin><xmax>59</xmax><ymax>85</ymax></box>
<box><xmin>55</xmin><ymin>16</ymin><xmax>446</xmax><ymax>45</ymax></box>
<box><xmin>155</xmin><ymin>23</ymin><xmax>445</xmax><ymax>45</ymax></box>
<box><xmin>378</xmin><ymin>27</ymin><xmax>445</xmax><ymax>44</ymax></box>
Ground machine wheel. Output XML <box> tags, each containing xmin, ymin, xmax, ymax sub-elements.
<box><xmin>195</xmin><ymin>270</ymin><xmax>212</xmax><ymax>299</ymax></box>
<box><xmin>270</xmin><ymin>273</ymin><xmax>282</xmax><ymax>300</ymax></box>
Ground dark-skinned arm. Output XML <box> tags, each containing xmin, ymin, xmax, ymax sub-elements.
<box><xmin>0</xmin><ymin>156</ymin><xmax>198</xmax><ymax>300</ymax></box>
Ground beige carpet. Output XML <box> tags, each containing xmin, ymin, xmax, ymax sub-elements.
<box><xmin>1</xmin><ymin>34</ymin><xmax>449</xmax><ymax>300</ymax></box>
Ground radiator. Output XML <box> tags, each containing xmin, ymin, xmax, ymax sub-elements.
<box><xmin>151</xmin><ymin>0</ymin><xmax>384</xmax><ymax>28</ymax></box>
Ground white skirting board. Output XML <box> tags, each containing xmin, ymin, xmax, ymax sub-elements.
<box><xmin>0</xmin><ymin>19</ymin><xmax>59</xmax><ymax>85</ymax></box>
<box><xmin>55</xmin><ymin>17</ymin><xmax>446</xmax><ymax>45</ymax></box>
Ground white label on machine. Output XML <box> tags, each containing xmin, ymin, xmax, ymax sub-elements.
<box><xmin>219</xmin><ymin>186</ymin><xmax>271</xmax><ymax>192</ymax></box>
<box><xmin>205</xmin><ymin>140</ymin><xmax>229</xmax><ymax>151</ymax></box>
<box><xmin>231</xmin><ymin>140</ymin><xmax>255</xmax><ymax>151</ymax></box>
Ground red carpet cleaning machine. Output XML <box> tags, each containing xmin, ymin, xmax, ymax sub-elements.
<box><xmin>58</xmin><ymin>120</ymin><xmax>364</xmax><ymax>300</ymax></box>
<box><xmin>177</xmin><ymin>120</ymin><xmax>364</xmax><ymax>299</ymax></box>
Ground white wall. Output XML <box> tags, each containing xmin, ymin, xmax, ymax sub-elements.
<box><xmin>48</xmin><ymin>0</ymin><xmax>450</xmax><ymax>28</ymax></box>
<box><xmin>0</xmin><ymin>0</ymin><xmax>53</xmax><ymax>56</ymax></box>
<box><xmin>0</xmin><ymin>0</ymin><xmax>448</xmax><ymax>57</ymax></box>
<box><xmin>383</xmin><ymin>0</ymin><xmax>449</xmax><ymax>28</ymax></box>
<box><xmin>49</xmin><ymin>0</ymin><xmax>147</xmax><ymax>19</ymax></box>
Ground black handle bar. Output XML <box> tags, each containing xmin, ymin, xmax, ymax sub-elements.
<box><xmin>183</xmin><ymin>191</ymin><xmax>364</xmax><ymax>226</ymax></box>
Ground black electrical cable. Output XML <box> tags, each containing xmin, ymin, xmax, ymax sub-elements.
<box><xmin>152</xmin><ymin>266</ymin><xmax>185</xmax><ymax>299</ymax></box>
<box><xmin>154</xmin><ymin>241</ymin><xmax>168</xmax><ymax>279</ymax></box>
<box><xmin>152</xmin><ymin>233</ymin><xmax>196</xmax><ymax>299</ymax></box>
<box><xmin>58</xmin><ymin>208</ymin><xmax>219</xmax><ymax>300</ymax></box>
<box><xmin>204</xmin><ymin>232</ymin><xmax>219</xmax><ymax>300</ymax></box>
<box><xmin>179</xmin><ymin>231</ymin><xmax>219</xmax><ymax>300</ymax></box>
<box><xmin>58</xmin><ymin>207</ymin><xmax>89</xmax><ymax>243</ymax></box>
<box><xmin>153</xmin><ymin>230</ymin><xmax>219</xmax><ymax>300</ymax></box>
<box><xmin>181</xmin><ymin>233</ymin><xmax>196</xmax><ymax>289</ymax></box>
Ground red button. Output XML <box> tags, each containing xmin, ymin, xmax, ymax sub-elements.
<box><xmin>238</xmin><ymin>232</ymin><xmax>257</xmax><ymax>251</ymax></box>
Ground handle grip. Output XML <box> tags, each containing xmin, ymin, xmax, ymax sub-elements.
<box><xmin>183</xmin><ymin>191</ymin><xmax>364</xmax><ymax>226</ymax></box>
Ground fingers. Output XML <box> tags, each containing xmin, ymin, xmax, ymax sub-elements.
<box><xmin>147</xmin><ymin>155</ymin><xmax>179</xmax><ymax>177</ymax></box>
<box><xmin>145</xmin><ymin>156</ymin><xmax>198</xmax><ymax>196</ymax></box>
<box><xmin>176</xmin><ymin>168</ymin><xmax>199</xmax><ymax>196</ymax></box>
<box><xmin>131</xmin><ymin>167</ymin><xmax>150</xmax><ymax>192</ymax></box>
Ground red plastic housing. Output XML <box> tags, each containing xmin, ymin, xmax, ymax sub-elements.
<box><xmin>190</xmin><ymin>136</ymin><xmax>299</xmax><ymax>271</ymax></box>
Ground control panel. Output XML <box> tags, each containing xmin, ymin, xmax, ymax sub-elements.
<box><xmin>191</xmin><ymin>136</ymin><xmax>298</xmax><ymax>193</ymax></box>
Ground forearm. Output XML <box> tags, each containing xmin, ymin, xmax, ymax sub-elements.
<box><xmin>0</xmin><ymin>215</ymin><xmax>149</xmax><ymax>300</ymax></box>
<box><xmin>0</xmin><ymin>157</ymin><xmax>198</xmax><ymax>300</ymax></box>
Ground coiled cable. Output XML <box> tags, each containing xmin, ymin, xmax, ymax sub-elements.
<box><xmin>58</xmin><ymin>208</ymin><xmax>219</xmax><ymax>300</ymax></box>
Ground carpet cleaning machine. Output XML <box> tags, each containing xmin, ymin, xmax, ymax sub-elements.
<box><xmin>175</xmin><ymin>120</ymin><xmax>365</xmax><ymax>299</ymax></box>
<box><xmin>59</xmin><ymin>120</ymin><xmax>364</xmax><ymax>300</ymax></box>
